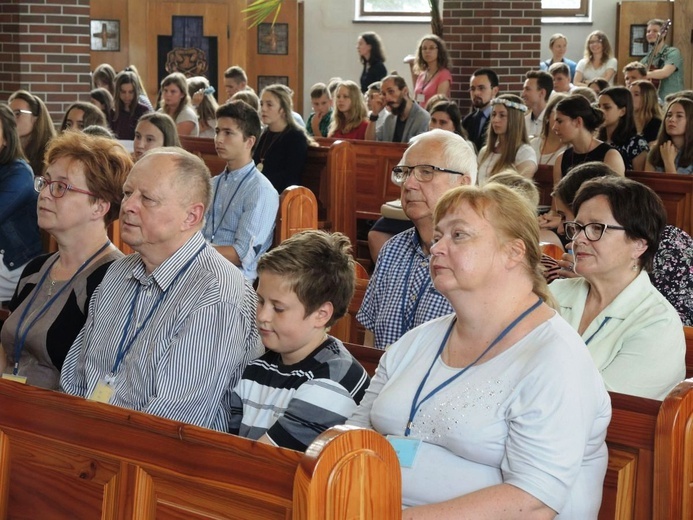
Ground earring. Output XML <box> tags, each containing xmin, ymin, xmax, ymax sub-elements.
<box><xmin>631</xmin><ymin>262</ymin><xmax>639</xmax><ymax>272</ymax></box>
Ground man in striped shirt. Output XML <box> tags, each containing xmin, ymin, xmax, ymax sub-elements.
<box><xmin>60</xmin><ymin>148</ymin><xmax>264</xmax><ymax>431</ymax></box>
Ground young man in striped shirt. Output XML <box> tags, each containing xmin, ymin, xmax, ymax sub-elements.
<box><xmin>228</xmin><ymin>230</ymin><xmax>369</xmax><ymax>451</ymax></box>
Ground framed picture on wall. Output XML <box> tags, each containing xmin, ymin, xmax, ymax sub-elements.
<box><xmin>629</xmin><ymin>24</ymin><xmax>648</xmax><ymax>57</ymax></box>
<box><xmin>90</xmin><ymin>20</ymin><xmax>120</xmax><ymax>52</ymax></box>
<box><xmin>257</xmin><ymin>23</ymin><xmax>289</xmax><ymax>55</ymax></box>
<box><xmin>257</xmin><ymin>75</ymin><xmax>289</xmax><ymax>92</ymax></box>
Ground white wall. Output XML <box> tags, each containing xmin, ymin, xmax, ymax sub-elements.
<box><xmin>303</xmin><ymin>0</ymin><xmax>624</xmax><ymax>119</ymax></box>
<box><xmin>302</xmin><ymin>1</ymin><xmax>428</xmax><ymax>119</ymax></box>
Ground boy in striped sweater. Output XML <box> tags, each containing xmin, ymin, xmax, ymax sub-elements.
<box><xmin>228</xmin><ymin>230</ymin><xmax>370</xmax><ymax>450</ymax></box>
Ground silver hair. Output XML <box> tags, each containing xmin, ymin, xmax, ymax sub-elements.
<box><xmin>404</xmin><ymin>128</ymin><xmax>478</xmax><ymax>185</ymax></box>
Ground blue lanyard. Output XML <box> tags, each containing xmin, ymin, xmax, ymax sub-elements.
<box><xmin>108</xmin><ymin>244</ymin><xmax>205</xmax><ymax>379</ymax></box>
<box><xmin>12</xmin><ymin>241</ymin><xmax>111</xmax><ymax>376</ymax></box>
<box><xmin>399</xmin><ymin>260</ymin><xmax>432</xmax><ymax>337</ymax></box>
<box><xmin>404</xmin><ymin>297</ymin><xmax>543</xmax><ymax>437</ymax></box>
<box><xmin>206</xmin><ymin>168</ymin><xmax>252</xmax><ymax>243</ymax></box>
<box><xmin>584</xmin><ymin>316</ymin><xmax>611</xmax><ymax>346</ymax></box>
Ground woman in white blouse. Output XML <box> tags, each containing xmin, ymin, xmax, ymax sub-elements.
<box><xmin>574</xmin><ymin>31</ymin><xmax>617</xmax><ymax>86</ymax></box>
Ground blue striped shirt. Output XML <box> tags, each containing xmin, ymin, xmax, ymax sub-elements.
<box><xmin>203</xmin><ymin>161</ymin><xmax>279</xmax><ymax>281</ymax></box>
<box><xmin>357</xmin><ymin>228</ymin><xmax>453</xmax><ymax>350</ymax></box>
<box><xmin>60</xmin><ymin>232</ymin><xmax>265</xmax><ymax>431</ymax></box>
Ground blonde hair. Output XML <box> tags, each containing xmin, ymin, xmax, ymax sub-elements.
<box><xmin>434</xmin><ymin>183</ymin><xmax>556</xmax><ymax>308</ymax></box>
<box><xmin>328</xmin><ymin>80</ymin><xmax>368</xmax><ymax>137</ymax></box>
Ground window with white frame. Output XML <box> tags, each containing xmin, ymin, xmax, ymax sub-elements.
<box><xmin>356</xmin><ymin>0</ymin><xmax>430</xmax><ymax>22</ymax></box>
<box><xmin>542</xmin><ymin>0</ymin><xmax>590</xmax><ymax>18</ymax></box>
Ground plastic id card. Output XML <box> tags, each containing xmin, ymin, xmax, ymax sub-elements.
<box><xmin>387</xmin><ymin>435</ymin><xmax>422</xmax><ymax>468</ymax></box>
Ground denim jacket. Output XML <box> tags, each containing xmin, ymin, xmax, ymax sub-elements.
<box><xmin>0</xmin><ymin>160</ymin><xmax>42</xmax><ymax>271</ymax></box>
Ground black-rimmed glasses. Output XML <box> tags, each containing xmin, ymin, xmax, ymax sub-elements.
<box><xmin>34</xmin><ymin>176</ymin><xmax>98</xmax><ymax>198</ymax></box>
<box><xmin>391</xmin><ymin>164</ymin><xmax>466</xmax><ymax>186</ymax></box>
<box><xmin>564</xmin><ymin>221</ymin><xmax>627</xmax><ymax>242</ymax></box>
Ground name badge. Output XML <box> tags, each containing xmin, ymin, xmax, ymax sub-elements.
<box><xmin>387</xmin><ymin>435</ymin><xmax>422</xmax><ymax>468</ymax></box>
<box><xmin>2</xmin><ymin>373</ymin><xmax>27</xmax><ymax>384</ymax></box>
<box><xmin>415</xmin><ymin>93</ymin><xmax>425</xmax><ymax>103</ymax></box>
<box><xmin>89</xmin><ymin>378</ymin><xmax>114</xmax><ymax>403</ymax></box>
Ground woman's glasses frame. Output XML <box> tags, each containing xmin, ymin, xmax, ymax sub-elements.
<box><xmin>34</xmin><ymin>176</ymin><xmax>98</xmax><ymax>198</ymax></box>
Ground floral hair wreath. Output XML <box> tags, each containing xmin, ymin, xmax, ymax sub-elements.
<box><xmin>491</xmin><ymin>98</ymin><xmax>528</xmax><ymax>113</ymax></box>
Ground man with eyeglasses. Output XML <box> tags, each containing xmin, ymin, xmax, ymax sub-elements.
<box><xmin>357</xmin><ymin>129</ymin><xmax>477</xmax><ymax>349</ymax></box>
<box><xmin>461</xmin><ymin>68</ymin><xmax>500</xmax><ymax>152</ymax></box>
<box><xmin>60</xmin><ymin>147</ymin><xmax>264</xmax><ymax>431</ymax></box>
<box><xmin>364</xmin><ymin>73</ymin><xmax>430</xmax><ymax>143</ymax></box>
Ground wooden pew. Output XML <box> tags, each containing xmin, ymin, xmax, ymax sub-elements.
<box><xmin>685</xmin><ymin>326</ymin><xmax>693</xmax><ymax>379</ymax></box>
<box><xmin>180</xmin><ymin>135</ymin><xmax>227</xmax><ymax>176</ymax></box>
<box><xmin>0</xmin><ymin>379</ymin><xmax>401</xmax><ymax>519</ymax></box>
<box><xmin>534</xmin><ymin>165</ymin><xmax>693</xmax><ymax>235</ymax></box>
<box><xmin>627</xmin><ymin>171</ymin><xmax>693</xmax><ymax>236</ymax></box>
<box><xmin>273</xmin><ymin>185</ymin><xmax>318</xmax><ymax>246</ymax></box>
<box><xmin>341</xmin><ymin>342</ymin><xmax>693</xmax><ymax>520</ymax></box>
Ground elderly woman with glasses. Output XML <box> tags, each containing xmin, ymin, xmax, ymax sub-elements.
<box><xmin>0</xmin><ymin>132</ymin><xmax>132</xmax><ymax>389</ymax></box>
<box><xmin>549</xmin><ymin>176</ymin><xmax>685</xmax><ymax>399</ymax></box>
<box><xmin>350</xmin><ymin>182</ymin><xmax>611</xmax><ymax>518</ymax></box>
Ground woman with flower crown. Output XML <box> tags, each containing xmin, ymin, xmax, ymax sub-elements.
<box><xmin>477</xmin><ymin>94</ymin><xmax>537</xmax><ymax>184</ymax></box>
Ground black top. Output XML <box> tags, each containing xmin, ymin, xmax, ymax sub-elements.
<box><xmin>360</xmin><ymin>61</ymin><xmax>387</xmax><ymax>93</ymax></box>
<box><xmin>642</xmin><ymin>117</ymin><xmax>662</xmax><ymax>144</ymax></box>
<box><xmin>560</xmin><ymin>142</ymin><xmax>614</xmax><ymax>177</ymax></box>
<box><xmin>252</xmin><ymin>127</ymin><xmax>309</xmax><ymax>193</ymax></box>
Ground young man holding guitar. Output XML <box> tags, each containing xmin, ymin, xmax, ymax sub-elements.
<box><xmin>641</xmin><ymin>19</ymin><xmax>684</xmax><ymax>100</ymax></box>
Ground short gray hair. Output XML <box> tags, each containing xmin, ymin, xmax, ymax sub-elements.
<box><xmin>405</xmin><ymin>129</ymin><xmax>478</xmax><ymax>185</ymax></box>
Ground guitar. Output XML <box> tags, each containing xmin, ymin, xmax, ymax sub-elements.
<box><xmin>642</xmin><ymin>19</ymin><xmax>671</xmax><ymax>90</ymax></box>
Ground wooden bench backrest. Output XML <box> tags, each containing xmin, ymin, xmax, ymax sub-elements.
<box><xmin>273</xmin><ymin>185</ymin><xmax>318</xmax><ymax>247</ymax></box>
<box><xmin>627</xmin><ymin>171</ymin><xmax>693</xmax><ymax>235</ymax></box>
<box><xmin>180</xmin><ymin>135</ymin><xmax>227</xmax><ymax>176</ymax></box>
<box><xmin>0</xmin><ymin>380</ymin><xmax>400</xmax><ymax>519</ymax></box>
<box><xmin>534</xmin><ymin>165</ymin><xmax>693</xmax><ymax>235</ymax></box>
<box><xmin>685</xmin><ymin>326</ymin><xmax>693</xmax><ymax>379</ymax></box>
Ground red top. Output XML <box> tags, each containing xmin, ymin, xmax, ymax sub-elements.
<box><xmin>332</xmin><ymin>120</ymin><xmax>369</xmax><ymax>140</ymax></box>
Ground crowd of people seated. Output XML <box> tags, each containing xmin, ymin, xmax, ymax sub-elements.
<box><xmin>1</xmin><ymin>17</ymin><xmax>692</xmax><ymax>517</ymax></box>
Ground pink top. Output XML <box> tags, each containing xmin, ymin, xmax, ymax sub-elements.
<box><xmin>332</xmin><ymin>120</ymin><xmax>369</xmax><ymax>140</ymax></box>
<box><xmin>414</xmin><ymin>68</ymin><xmax>453</xmax><ymax>106</ymax></box>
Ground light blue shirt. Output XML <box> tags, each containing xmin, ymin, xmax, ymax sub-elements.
<box><xmin>203</xmin><ymin>161</ymin><xmax>279</xmax><ymax>281</ymax></box>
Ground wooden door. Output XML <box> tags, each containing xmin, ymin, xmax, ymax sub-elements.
<box><xmin>616</xmin><ymin>1</ymin><xmax>673</xmax><ymax>86</ymax></box>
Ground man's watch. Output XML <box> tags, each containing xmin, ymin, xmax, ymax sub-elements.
<box><xmin>369</xmin><ymin>112</ymin><xmax>380</xmax><ymax>122</ymax></box>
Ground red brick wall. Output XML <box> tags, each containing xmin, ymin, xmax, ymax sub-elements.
<box><xmin>443</xmin><ymin>0</ymin><xmax>542</xmax><ymax>113</ymax></box>
<box><xmin>0</xmin><ymin>0</ymin><xmax>91</xmax><ymax>126</ymax></box>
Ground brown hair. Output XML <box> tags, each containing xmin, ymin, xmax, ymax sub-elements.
<box><xmin>257</xmin><ymin>230</ymin><xmax>355</xmax><ymax>326</ymax></box>
<box><xmin>8</xmin><ymin>90</ymin><xmax>56</xmax><ymax>176</ymax></box>
<box><xmin>44</xmin><ymin>132</ymin><xmax>133</xmax><ymax>225</ymax></box>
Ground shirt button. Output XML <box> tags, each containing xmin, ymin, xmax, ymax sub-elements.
<box><xmin>9</xmin><ymin>262</ymin><xmax>14</xmax><ymax>267</ymax></box>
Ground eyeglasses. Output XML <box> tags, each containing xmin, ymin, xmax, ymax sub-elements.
<box><xmin>34</xmin><ymin>176</ymin><xmax>98</xmax><ymax>198</ymax></box>
<box><xmin>564</xmin><ymin>221</ymin><xmax>626</xmax><ymax>242</ymax></box>
<box><xmin>391</xmin><ymin>164</ymin><xmax>465</xmax><ymax>186</ymax></box>
<box><xmin>13</xmin><ymin>109</ymin><xmax>32</xmax><ymax>118</ymax></box>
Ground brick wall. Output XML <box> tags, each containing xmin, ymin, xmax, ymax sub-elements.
<box><xmin>0</xmin><ymin>0</ymin><xmax>91</xmax><ymax>126</ymax></box>
<box><xmin>443</xmin><ymin>0</ymin><xmax>542</xmax><ymax>113</ymax></box>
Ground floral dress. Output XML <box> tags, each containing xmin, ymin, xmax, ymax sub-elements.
<box><xmin>612</xmin><ymin>134</ymin><xmax>648</xmax><ymax>171</ymax></box>
<box><xmin>650</xmin><ymin>225</ymin><xmax>693</xmax><ymax>326</ymax></box>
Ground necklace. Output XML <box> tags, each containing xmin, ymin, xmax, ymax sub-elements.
<box><xmin>256</xmin><ymin>129</ymin><xmax>287</xmax><ymax>172</ymax></box>
<box><xmin>569</xmin><ymin>138</ymin><xmax>599</xmax><ymax>170</ymax></box>
<box><xmin>47</xmin><ymin>278</ymin><xmax>57</xmax><ymax>296</ymax></box>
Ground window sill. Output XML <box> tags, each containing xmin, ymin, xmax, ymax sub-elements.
<box><xmin>353</xmin><ymin>15</ymin><xmax>430</xmax><ymax>24</ymax></box>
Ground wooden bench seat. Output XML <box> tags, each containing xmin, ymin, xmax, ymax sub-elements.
<box><xmin>341</xmin><ymin>341</ymin><xmax>693</xmax><ymax>520</ymax></box>
<box><xmin>0</xmin><ymin>379</ymin><xmax>400</xmax><ymax>519</ymax></box>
